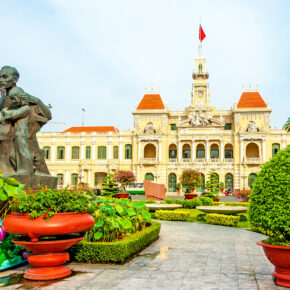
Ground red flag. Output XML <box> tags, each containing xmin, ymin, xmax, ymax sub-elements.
<box><xmin>199</xmin><ymin>25</ymin><xmax>206</xmax><ymax>42</ymax></box>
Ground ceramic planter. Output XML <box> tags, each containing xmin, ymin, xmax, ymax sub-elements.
<box><xmin>213</xmin><ymin>198</ymin><xmax>220</xmax><ymax>202</ymax></box>
<box><xmin>257</xmin><ymin>240</ymin><xmax>290</xmax><ymax>287</ymax></box>
<box><xmin>184</xmin><ymin>194</ymin><xmax>198</xmax><ymax>200</ymax></box>
<box><xmin>117</xmin><ymin>193</ymin><xmax>129</xmax><ymax>198</ymax></box>
<box><xmin>3</xmin><ymin>213</ymin><xmax>94</xmax><ymax>280</ymax></box>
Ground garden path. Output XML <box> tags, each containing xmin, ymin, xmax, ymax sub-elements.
<box><xmin>1</xmin><ymin>221</ymin><xmax>288</xmax><ymax>290</ymax></box>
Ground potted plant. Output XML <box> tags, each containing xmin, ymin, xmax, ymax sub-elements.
<box><xmin>176</xmin><ymin>183</ymin><xmax>181</xmax><ymax>193</ymax></box>
<box><xmin>101</xmin><ymin>173</ymin><xmax>119</xmax><ymax>197</ymax></box>
<box><xmin>250</xmin><ymin>147</ymin><xmax>290</xmax><ymax>287</ymax></box>
<box><xmin>2</xmin><ymin>188</ymin><xmax>95</xmax><ymax>280</ymax></box>
<box><xmin>219</xmin><ymin>182</ymin><xmax>225</xmax><ymax>193</ymax></box>
<box><xmin>203</xmin><ymin>170</ymin><xmax>220</xmax><ymax>201</ymax></box>
<box><xmin>235</xmin><ymin>189</ymin><xmax>251</xmax><ymax>202</ymax></box>
<box><xmin>179</xmin><ymin>169</ymin><xmax>202</xmax><ymax>199</ymax></box>
<box><xmin>115</xmin><ymin>170</ymin><xmax>136</xmax><ymax>198</ymax></box>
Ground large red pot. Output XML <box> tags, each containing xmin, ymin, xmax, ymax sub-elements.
<box><xmin>184</xmin><ymin>194</ymin><xmax>198</xmax><ymax>200</ymax></box>
<box><xmin>3</xmin><ymin>213</ymin><xmax>94</xmax><ymax>242</ymax></box>
<box><xmin>257</xmin><ymin>240</ymin><xmax>290</xmax><ymax>287</ymax></box>
<box><xmin>116</xmin><ymin>193</ymin><xmax>129</xmax><ymax>199</ymax></box>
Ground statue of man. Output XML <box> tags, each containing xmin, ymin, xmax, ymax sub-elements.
<box><xmin>0</xmin><ymin>66</ymin><xmax>52</xmax><ymax>175</ymax></box>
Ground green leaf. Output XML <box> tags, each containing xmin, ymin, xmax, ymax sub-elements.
<box><xmin>94</xmin><ymin>220</ymin><xmax>104</xmax><ymax>228</ymax></box>
<box><xmin>3</xmin><ymin>183</ymin><xmax>17</xmax><ymax>196</ymax></box>
<box><xmin>0</xmin><ymin>179</ymin><xmax>3</xmax><ymax>188</ymax></box>
<box><xmin>115</xmin><ymin>205</ymin><xmax>123</xmax><ymax>214</ymax></box>
<box><xmin>142</xmin><ymin>211</ymin><xmax>151</xmax><ymax>221</ymax></box>
<box><xmin>4</xmin><ymin>177</ymin><xmax>20</xmax><ymax>186</ymax></box>
<box><xmin>94</xmin><ymin>232</ymin><xmax>103</xmax><ymax>240</ymax></box>
<box><xmin>127</xmin><ymin>208</ymin><xmax>136</xmax><ymax>217</ymax></box>
<box><xmin>0</xmin><ymin>188</ymin><xmax>8</xmax><ymax>201</ymax></box>
<box><xmin>121</xmin><ymin>219</ymin><xmax>132</xmax><ymax>229</ymax></box>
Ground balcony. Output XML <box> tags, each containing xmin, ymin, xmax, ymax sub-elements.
<box><xmin>182</xmin><ymin>158</ymin><xmax>191</xmax><ymax>162</ymax></box>
<box><xmin>169</xmin><ymin>158</ymin><xmax>177</xmax><ymax>163</ymax></box>
<box><xmin>211</xmin><ymin>158</ymin><xmax>219</xmax><ymax>162</ymax></box>
<box><xmin>142</xmin><ymin>158</ymin><xmax>157</xmax><ymax>164</ymax></box>
<box><xmin>196</xmin><ymin>158</ymin><xmax>205</xmax><ymax>162</ymax></box>
<box><xmin>225</xmin><ymin>158</ymin><xmax>233</xmax><ymax>162</ymax></box>
<box><xmin>246</xmin><ymin>158</ymin><xmax>261</xmax><ymax>164</ymax></box>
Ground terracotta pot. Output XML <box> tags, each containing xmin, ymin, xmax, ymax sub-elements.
<box><xmin>257</xmin><ymin>240</ymin><xmax>290</xmax><ymax>287</ymax></box>
<box><xmin>213</xmin><ymin>198</ymin><xmax>220</xmax><ymax>202</ymax></box>
<box><xmin>3</xmin><ymin>213</ymin><xmax>95</xmax><ymax>241</ymax></box>
<box><xmin>184</xmin><ymin>194</ymin><xmax>198</xmax><ymax>200</ymax></box>
<box><xmin>117</xmin><ymin>193</ymin><xmax>129</xmax><ymax>198</ymax></box>
<box><xmin>176</xmin><ymin>189</ymin><xmax>180</xmax><ymax>192</ymax></box>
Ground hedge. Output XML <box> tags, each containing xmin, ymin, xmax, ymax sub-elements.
<box><xmin>155</xmin><ymin>210</ymin><xmax>190</xmax><ymax>221</ymax></box>
<box><xmin>163</xmin><ymin>197</ymin><xmax>213</xmax><ymax>208</ymax></box>
<box><xmin>69</xmin><ymin>221</ymin><xmax>161</xmax><ymax>263</ymax></box>
<box><xmin>214</xmin><ymin>202</ymin><xmax>250</xmax><ymax>207</ymax></box>
<box><xmin>205</xmin><ymin>213</ymin><xmax>240</xmax><ymax>227</ymax></box>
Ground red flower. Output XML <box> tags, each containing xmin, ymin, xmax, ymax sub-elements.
<box><xmin>48</xmin><ymin>207</ymin><xmax>51</xmax><ymax>210</ymax></box>
<box><xmin>43</xmin><ymin>213</ymin><xmax>48</xmax><ymax>218</ymax></box>
<box><xmin>97</xmin><ymin>203</ymin><xmax>100</xmax><ymax>206</ymax></box>
<box><xmin>14</xmin><ymin>201</ymin><xmax>18</xmax><ymax>205</ymax></box>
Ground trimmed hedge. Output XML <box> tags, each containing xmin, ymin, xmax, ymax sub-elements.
<box><xmin>69</xmin><ymin>221</ymin><xmax>161</xmax><ymax>263</ymax></box>
<box><xmin>163</xmin><ymin>197</ymin><xmax>213</xmax><ymax>208</ymax></box>
<box><xmin>155</xmin><ymin>210</ymin><xmax>190</xmax><ymax>221</ymax></box>
<box><xmin>205</xmin><ymin>213</ymin><xmax>240</xmax><ymax>227</ymax></box>
<box><xmin>214</xmin><ymin>202</ymin><xmax>250</xmax><ymax>207</ymax></box>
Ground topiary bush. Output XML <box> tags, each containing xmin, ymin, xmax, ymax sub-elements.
<box><xmin>205</xmin><ymin>213</ymin><xmax>240</xmax><ymax>227</ymax></box>
<box><xmin>155</xmin><ymin>210</ymin><xmax>190</xmax><ymax>221</ymax></box>
<box><xmin>249</xmin><ymin>147</ymin><xmax>290</xmax><ymax>242</ymax></box>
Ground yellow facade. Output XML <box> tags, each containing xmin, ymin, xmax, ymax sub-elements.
<box><xmin>38</xmin><ymin>46</ymin><xmax>290</xmax><ymax>191</ymax></box>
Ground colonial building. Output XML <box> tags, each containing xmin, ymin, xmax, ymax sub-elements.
<box><xmin>38</xmin><ymin>44</ymin><xmax>289</xmax><ymax>191</ymax></box>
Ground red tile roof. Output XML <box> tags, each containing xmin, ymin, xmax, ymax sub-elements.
<box><xmin>237</xmin><ymin>92</ymin><xmax>267</xmax><ymax>108</ymax></box>
<box><xmin>136</xmin><ymin>94</ymin><xmax>165</xmax><ymax>110</ymax></box>
<box><xmin>63</xmin><ymin>126</ymin><xmax>119</xmax><ymax>133</ymax></box>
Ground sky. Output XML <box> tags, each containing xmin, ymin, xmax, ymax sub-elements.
<box><xmin>1</xmin><ymin>0</ymin><xmax>289</xmax><ymax>131</ymax></box>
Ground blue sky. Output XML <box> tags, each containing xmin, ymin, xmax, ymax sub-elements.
<box><xmin>1</xmin><ymin>0</ymin><xmax>289</xmax><ymax>131</ymax></box>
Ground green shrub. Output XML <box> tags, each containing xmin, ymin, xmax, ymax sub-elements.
<box><xmin>163</xmin><ymin>198</ymin><xmax>175</xmax><ymax>204</ymax></box>
<box><xmin>249</xmin><ymin>147</ymin><xmax>290</xmax><ymax>241</ymax></box>
<box><xmin>199</xmin><ymin>197</ymin><xmax>214</xmax><ymax>206</ymax></box>
<box><xmin>214</xmin><ymin>202</ymin><xmax>250</xmax><ymax>207</ymax></box>
<box><xmin>144</xmin><ymin>200</ymin><xmax>157</xmax><ymax>204</ymax></box>
<box><xmin>155</xmin><ymin>210</ymin><xmax>190</xmax><ymax>221</ymax></box>
<box><xmin>239</xmin><ymin>214</ymin><xmax>248</xmax><ymax>222</ymax></box>
<box><xmin>70</xmin><ymin>221</ymin><xmax>161</xmax><ymax>263</ymax></box>
<box><xmin>163</xmin><ymin>197</ymin><xmax>213</xmax><ymax>209</ymax></box>
<box><xmin>197</xmin><ymin>213</ymin><xmax>206</xmax><ymax>221</ymax></box>
<box><xmin>205</xmin><ymin>213</ymin><xmax>240</xmax><ymax>227</ymax></box>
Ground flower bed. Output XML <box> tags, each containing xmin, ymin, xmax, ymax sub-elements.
<box><xmin>154</xmin><ymin>210</ymin><xmax>190</xmax><ymax>221</ymax></box>
<box><xmin>69</xmin><ymin>221</ymin><xmax>161</xmax><ymax>263</ymax></box>
<box><xmin>205</xmin><ymin>213</ymin><xmax>240</xmax><ymax>227</ymax></box>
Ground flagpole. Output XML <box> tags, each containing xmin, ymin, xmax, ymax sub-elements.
<box><xmin>81</xmin><ymin>108</ymin><xmax>85</xmax><ymax>127</ymax></box>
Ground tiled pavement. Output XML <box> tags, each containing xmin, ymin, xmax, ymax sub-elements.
<box><xmin>0</xmin><ymin>221</ymin><xmax>288</xmax><ymax>290</ymax></box>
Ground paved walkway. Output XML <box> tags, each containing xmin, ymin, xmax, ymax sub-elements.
<box><xmin>0</xmin><ymin>221</ymin><xmax>287</xmax><ymax>290</ymax></box>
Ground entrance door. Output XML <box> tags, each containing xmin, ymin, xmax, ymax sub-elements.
<box><xmin>225</xmin><ymin>173</ymin><xmax>233</xmax><ymax>190</ymax></box>
<box><xmin>145</xmin><ymin>173</ymin><xmax>154</xmax><ymax>181</ymax></box>
<box><xmin>168</xmin><ymin>173</ymin><xmax>177</xmax><ymax>192</ymax></box>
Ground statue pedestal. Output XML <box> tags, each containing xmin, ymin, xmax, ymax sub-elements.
<box><xmin>7</xmin><ymin>174</ymin><xmax>57</xmax><ymax>190</ymax></box>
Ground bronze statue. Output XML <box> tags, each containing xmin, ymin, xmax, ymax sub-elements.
<box><xmin>0</xmin><ymin>66</ymin><xmax>56</xmax><ymax>188</ymax></box>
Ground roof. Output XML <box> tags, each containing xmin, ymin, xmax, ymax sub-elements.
<box><xmin>237</xmin><ymin>91</ymin><xmax>267</xmax><ymax>108</ymax></box>
<box><xmin>136</xmin><ymin>94</ymin><xmax>165</xmax><ymax>110</ymax></box>
<box><xmin>63</xmin><ymin>126</ymin><xmax>119</xmax><ymax>133</ymax></box>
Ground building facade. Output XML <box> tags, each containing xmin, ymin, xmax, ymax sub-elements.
<box><xmin>38</xmin><ymin>45</ymin><xmax>289</xmax><ymax>191</ymax></box>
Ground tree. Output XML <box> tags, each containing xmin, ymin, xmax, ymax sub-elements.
<box><xmin>115</xmin><ymin>170</ymin><xmax>136</xmax><ymax>192</ymax></box>
<box><xmin>283</xmin><ymin>117</ymin><xmax>290</xmax><ymax>132</ymax></box>
<box><xmin>179</xmin><ymin>169</ymin><xmax>202</xmax><ymax>192</ymax></box>
<box><xmin>204</xmin><ymin>170</ymin><xmax>220</xmax><ymax>199</ymax></box>
<box><xmin>101</xmin><ymin>173</ymin><xmax>119</xmax><ymax>197</ymax></box>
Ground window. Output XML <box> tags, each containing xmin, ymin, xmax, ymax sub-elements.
<box><xmin>71</xmin><ymin>173</ymin><xmax>78</xmax><ymax>186</ymax></box>
<box><xmin>57</xmin><ymin>174</ymin><xmax>64</xmax><ymax>185</ymax></box>
<box><xmin>225</xmin><ymin>173</ymin><xmax>233</xmax><ymax>190</ymax></box>
<box><xmin>169</xmin><ymin>144</ymin><xmax>177</xmax><ymax>158</ymax></box>
<box><xmin>85</xmin><ymin>146</ymin><xmax>91</xmax><ymax>159</ymax></box>
<box><xmin>182</xmin><ymin>144</ymin><xmax>191</xmax><ymax>158</ymax></box>
<box><xmin>71</xmin><ymin>146</ymin><xmax>80</xmax><ymax>159</ymax></box>
<box><xmin>224</xmin><ymin>123</ymin><xmax>232</xmax><ymax>130</ymax></box>
<box><xmin>57</xmin><ymin>146</ymin><xmax>65</xmax><ymax>160</ymax></box>
<box><xmin>113</xmin><ymin>146</ymin><xmax>119</xmax><ymax>159</ymax></box>
<box><xmin>198</xmin><ymin>64</ymin><xmax>202</xmax><ymax>73</ymax></box>
<box><xmin>225</xmin><ymin>150</ymin><xmax>233</xmax><ymax>158</ymax></box>
<box><xmin>272</xmin><ymin>143</ymin><xmax>280</xmax><ymax>157</ymax></box>
<box><xmin>125</xmin><ymin>144</ymin><xmax>132</xmax><ymax>159</ymax></box>
<box><xmin>168</xmin><ymin>173</ymin><xmax>177</xmax><ymax>192</ymax></box>
<box><xmin>43</xmin><ymin>146</ymin><xmax>50</xmax><ymax>160</ymax></box>
<box><xmin>210</xmin><ymin>144</ymin><xmax>219</xmax><ymax>158</ymax></box>
<box><xmin>196</xmin><ymin>149</ymin><xmax>205</xmax><ymax>158</ymax></box>
<box><xmin>98</xmin><ymin>146</ymin><xmax>106</xmax><ymax>159</ymax></box>
<box><xmin>145</xmin><ymin>173</ymin><xmax>154</xmax><ymax>181</ymax></box>
<box><xmin>170</xmin><ymin>124</ymin><xmax>177</xmax><ymax>131</ymax></box>
<box><xmin>248</xmin><ymin>173</ymin><xmax>257</xmax><ymax>188</ymax></box>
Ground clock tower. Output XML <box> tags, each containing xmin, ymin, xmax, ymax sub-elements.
<box><xmin>191</xmin><ymin>44</ymin><xmax>210</xmax><ymax>107</ymax></box>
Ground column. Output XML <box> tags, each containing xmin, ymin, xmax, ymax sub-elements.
<box><xmin>262</xmin><ymin>138</ymin><xmax>266</xmax><ymax>162</ymax></box>
<box><xmin>138</xmin><ymin>140</ymin><xmax>141</xmax><ymax>161</ymax></box>
<box><xmin>81</xmin><ymin>141</ymin><xmax>85</xmax><ymax>160</ymax></box>
<box><xmin>191</xmin><ymin>138</ymin><xmax>195</xmax><ymax>162</ymax></box>
<box><xmin>282</xmin><ymin>135</ymin><xmax>286</xmax><ymax>149</ymax></box>
<box><xmin>51</xmin><ymin>138</ymin><xmax>55</xmax><ymax>162</ymax></box>
<box><xmin>88</xmin><ymin>169</ymin><xmax>91</xmax><ymax>187</ymax></box>
<box><xmin>66</xmin><ymin>139</ymin><xmax>70</xmax><ymax>163</ymax></box>
<box><xmin>240</xmin><ymin>139</ymin><xmax>243</xmax><ymax>162</ymax></box>
<box><xmin>158</xmin><ymin>140</ymin><xmax>162</xmax><ymax>162</ymax></box>
<box><xmin>65</xmin><ymin>170</ymin><xmax>69</xmax><ymax>186</ymax></box>
<box><xmin>92</xmin><ymin>141</ymin><xmax>96</xmax><ymax>160</ymax></box>
<box><xmin>81</xmin><ymin>169</ymin><xmax>84</xmax><ymax>183</ymax></box>
<box><xmin>119</xmin><ymin>138</ymin><xmax>123</xmax><ymax>161</ymax></box>
<box><xmin>178</xmin><ymin>140</ymin><xmax>182</xmax><ymax>162</ymax></box>
<box><xmin>206</xmin><ymin>139</ymin><xmax>209</xmax><ymax>162</ymax></box>
<box><xmin>108</xmin><ymin>141</ymin><xmax>112</xmax><ymax>160</ymax></box>
<box><xmin>220</xmin><ymin>140</ymin><xmax>224</xmax><ymax>162</ymax></box>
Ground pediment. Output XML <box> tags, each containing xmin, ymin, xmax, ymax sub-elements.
<box><xmin>176</xmin><ymin>117</ymin><xmax>223</xmax><ymax>128</ymax></box>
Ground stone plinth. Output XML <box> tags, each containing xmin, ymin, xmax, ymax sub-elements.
<box><xmin>6</xmin><ymin>174</ymin><xmax>57</xmax><ymax>190</ymax></box>
<box><xmin>144</xmin><ymin>180</ymin><xmax>166</xmax><ymax>200</ymax></box>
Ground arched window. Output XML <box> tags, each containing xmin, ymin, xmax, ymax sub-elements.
<box><xmin>225</xmin><ymin>173</ymin><xmax>234</xmax><ymax>190</ymax></box>
<box><xmin>210</xmin><ymin>144</ymin><xmax>219</xmax><ymax>159</ymax></box>
<box><xmin>98</xmin><ymin>146</ymin><xmax>106</xmax><ymax>159</ymax></box>
<box><xmin>57</xmin><ymin>146</ymin><xmax>65</xmax><ymax>160</ymax></box>
<box><xmin>125</xmin><ymin>144</ymin><xmax>132</xmax><ymax>159</ymax></box>
<box><xmin>85</xmin><ymin>146</ymin><xmax>91</xmax><ymax>159</ymax></box>
<box><xmin>71</xmin><ymin>146</ymin><xmax>80</xmax><ymax>159</ymax></box>
<box><xmin>272</xmin><ymin>143</ymin><xmax>280</xmax><ymax>157</ymax></box>
<box><xmin>113</xmin><ymin>146</ymin><xmax>119</xmax><ymax>159</ymax></box>
<box><xmin>168</xmin><ymin>173</ymin><xmax>177</xmax><ymax>192</ymax></box>
<box><xmin>224</xmin><ymin>144</ymin><xmax>233</xmax><ymax>159</ymax></box>
<box><xmin>71</xmin><ymin>173</ymin><xmax>78</xmax><ymax>186</ymax></box>
<box><xmin>248</xmin><ymin>173</ymin><xmax>257</xmax><ymax>188</ymax></box>
<box><xmin>198</xmin><ymin>64</ymin><xmax>203</xmax><ymax>73</ymax></box>
<box><xmin>246</xmin><ymin>143</ymin><xmax>259</xmax><ymax>158</ymax></box>
<box><xmin>169</xmin><ymin>144</ymin><xmax>177</xmax><ymax>159</ymax></box>
<box><xmin>182</xmin><ymin>144</ymin><xmax>191</xmax><ymax>159</ymax></box>
<box><xmin>144</xmin><ymin>144</ymin><xmax>156</xmax><ymax>158</ymax></box>
<box><xmin>145</xmin><ymin>173</ymin><xmax>154</xmax><ymax>181</ymax></box>
<box><xmin>57</xmin><ymin>174</ymin><xmax>64</xmax><ymax>186</ymax></box>
<box><xmin>43</xmin><ymin>146</ymin><xmax>50</xmax><ymax>160</ymax></box>
<box><xmin>196</xmin><ymin>144</ymin><xmax>205</xmax><ymax>159</ymax></box>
